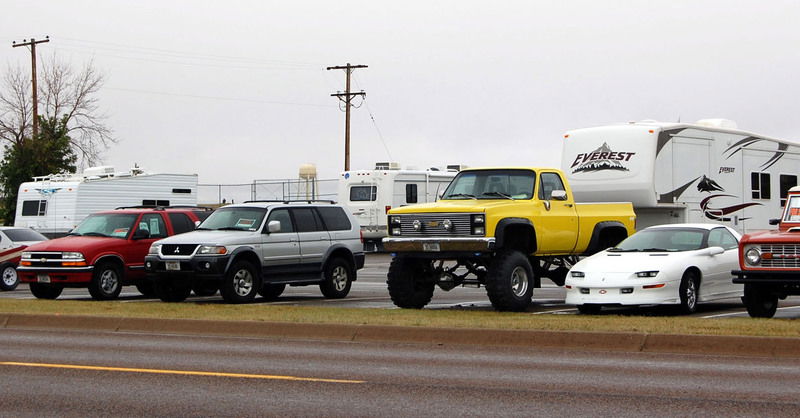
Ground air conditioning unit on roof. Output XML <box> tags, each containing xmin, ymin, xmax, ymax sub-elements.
<box><xmin>375</xmin><ymin>162</ymin><xmax>401</xmax><ymax>170</ymax></box>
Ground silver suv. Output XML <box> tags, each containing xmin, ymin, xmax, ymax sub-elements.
<box><xmin>144</xmin><ymin>201</ymin><xmax>365</xmax><ymax>303</ymax></box>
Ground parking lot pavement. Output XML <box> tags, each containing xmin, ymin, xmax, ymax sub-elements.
<box><xmin>3</xmin><ymin>253</ymin><xmax>800</xmax><ymax>318</ymax></box>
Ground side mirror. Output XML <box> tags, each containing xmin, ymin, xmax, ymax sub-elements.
<box><xmin>268</xmin><ymin>220</ymin><xmax>281</xmax><ymax>233</ymax></box>
<box><xmin>769</xmin><ymin>218</ymin><xmax>780</xmax><ymax>226</ymax></box>
<box><xmin>551</xmin><ymin>190</ymin><xmax>568</xmax><ymax>201</ymax></box>
<box><xmin>706</xmin><ymin>246</ymin><xmax>725</xmax><ymax>256</ymax></box>
<box><xmin>132</xmin><ymin>228</ymin><xmax>150</xmax><ymax>240</ymax></box>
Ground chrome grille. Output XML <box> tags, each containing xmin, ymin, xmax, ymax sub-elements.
<box><xmin>761</xmin><ymin>244</ymin><xmax>800</xmax><ymax>268</ymax></box>
<box><xmin>398</xmin><ymin>213</ymin><xmax>474</xmax><ymax>236</ymax></box>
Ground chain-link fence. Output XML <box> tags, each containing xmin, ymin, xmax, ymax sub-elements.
<box><xmin>198</xmin><ymin>178</ymin><xmax>339</xmax><ymax>205</ymax></box>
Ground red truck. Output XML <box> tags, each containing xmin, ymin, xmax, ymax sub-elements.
<box><xmin>17</xmin><ymin>206</ymin><xmax>212</xmax><ymax>300</ymax></box>
<box><xmin>733</xmin><ymin>186</ymin><xmax>800</xmax><ymax>318</ymax></box>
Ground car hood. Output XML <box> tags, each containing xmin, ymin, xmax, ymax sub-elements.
<box><xmin>572</xmin><ymin>250</ymin><xmax>698</xmax><ymax>273</ymax></box>
<box><xmin>22</xmin><ymin>236</ymin><xmax>130</xmax><ymax>253</ymax></box>
<box><xmin>389</xmin><ymin>199</ymin><xmax>527</xmax><ymax>214</ymax></box>
<box><xmin>155</xmin><ymin>230</ymin><xmax>260</xmax><ymax>246</ymax></box>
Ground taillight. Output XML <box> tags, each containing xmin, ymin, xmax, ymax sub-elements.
<box><xmin>385</xmin><ymin>205</ymin><xmax>392</xmax><ymax>214</ymax></box>
<box><xmin>360</xmin><ymin>230</ymin><xmax>363</xmax><ymax>243</ymax></box>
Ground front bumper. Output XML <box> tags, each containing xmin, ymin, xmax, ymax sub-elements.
<box><xmin>564</xmin><ymin>279</ymin><xmax>681</xmax><ymax>306</ymax></box>
<box><xmin>17</xmin><ymin>266</ymin><xmax>94</xmax><ymax>284</ymax></box>
<box><xmin>732</xmin><ymin>270</ymin><xmax>800</xmax><ymax>285</ymax></box>
<box><xmin>382</xmin><ymin>237</ymin><xmax>495</xmax><ymax>253</ymax></box>
<box><xmin>145</xmin><ymin>255</ymin><xmax>231</xmax><ymax>279</ymax></box>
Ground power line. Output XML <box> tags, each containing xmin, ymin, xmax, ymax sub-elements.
<box><xmin>353</xmin><ymin>74</ymin><xmax>393</xmax><ymax>161</ymax></box>
<box><xmin>105</xmin><ymin>86</ymin><xmax>335</xmax><ymax>108</ymax></box>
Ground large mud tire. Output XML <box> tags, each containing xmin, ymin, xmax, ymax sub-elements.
<box><xmin>387</xmin><ymin>257</ymin><xmax>435</xmax><ymax>309</ymax></box>
<box><xmin>486</xmin><ymin>250</ymin><xmax>534</xmax><ymax>312</ymax></box>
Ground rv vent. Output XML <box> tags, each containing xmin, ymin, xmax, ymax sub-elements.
<box><xmin>446</xmin><ymin>164</ymin><xmax>467</xmax><ymax>172</ymax></box>
<box><xmin>83</xmin><ymin>166</ymin><xmax>115</xmax><ymax>177</ymax></box>
<box><xmin>375</xmin><ymin>162</ymin><xmax>400</xmax><ymax>170</ymax></box>
<box><xmin>695</xmin><ymin>119</ymin><xmax>737</xmax><ymax>129</ymax></box>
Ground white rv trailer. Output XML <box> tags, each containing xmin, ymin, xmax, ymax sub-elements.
<box><xmin>561</xmin><ymin>119</ymin><xmax>800</xmax><ymax>233</ymax></box>
<box><xmin>14</xmin><ymin>166</ymin><xmax>198</xmax><ymax>237</ymax></box>
<box><xmin>337</xmin><ymin>162</ymin><xmax>461</xmax><ymax>248</ymax></box>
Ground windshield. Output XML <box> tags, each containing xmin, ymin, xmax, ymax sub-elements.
<box><xmin>198</xmin><ymin>207</ymin><xmax>267</xmax><ymax>231</ymax></box>
<box><xmin>72</xmin><ymin>214</ymin><xmax>139</xmax><ymax>239</ymax></box>
<box><xmin>442</xmin><ymin>169</ymin><xmax>535</xmax><ymax>200</ymax></box>
<box><xmin>784</xmin><ymin>195</ymin><xmax>800</xmax><ymax>222</ymax></box>
<box><xmin>3</xmin><ymin>228</ymin><xmax>47</xmax><ymax>242</ymax></box>
<box><xmin>610</xmin><ymin>228</ymin><xmax>707</xmax><ymax>252</ymax></box>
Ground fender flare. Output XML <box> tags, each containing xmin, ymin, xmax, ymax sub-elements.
<box><xmin>495</xmin><ymin>218</ymin><xmax>537</xmax><ymax>253</ymax></box>
<box><xmin>582</xmin><ymin>221</ymin><xmax>629</xmax><ymax>255</ymax></box>
<box><xmin>225</xmin><ymin>246</ymin><xmax>261</xmax><ymax>273</ymax></box>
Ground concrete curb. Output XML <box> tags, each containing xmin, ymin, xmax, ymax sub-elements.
<box><xmin>2</xmin><ymin>313</ymin><xmax>799</xmax><ymax>358</ymax></box>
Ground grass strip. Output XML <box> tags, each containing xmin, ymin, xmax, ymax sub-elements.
<box><xmin>0</xmin><ymin>299</ymin><xmax>798</xmax><ymax>337</ymax></box>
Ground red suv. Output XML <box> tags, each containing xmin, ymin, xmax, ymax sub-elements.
<box><xmin>17</xmin><ymin>206</ymin><xmax>212</xmax><ymax>300</ymax></box>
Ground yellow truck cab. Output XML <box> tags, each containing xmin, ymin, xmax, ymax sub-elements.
<box><xmin>383</xmin><ymin>167</ymin><xmax>636</xmax><ymax>311</ymax></box>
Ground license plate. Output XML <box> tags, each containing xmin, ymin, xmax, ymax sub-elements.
<box><xmin>165</xmin><ymin>261</ymin><xmax>181</xmax><ymax>271</ymax></box>
<box><xmin>37</xmin><ymin>273</ymin><xmax>50</xmax><ymax>283</ymax></box>
<box><xmin>422</xmin><ymin>242</ymin><xmax>440</xmax><ymax>252</ymax></box>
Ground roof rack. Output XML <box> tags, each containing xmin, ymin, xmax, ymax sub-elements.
<box><xmin>242</xmin><ymin>199</ymin><xmax>336</xmax><ymax>205</ymax></box>
<box><xmin>114</xmin><ymin>205</ymin><xmax>215</xmax><ymax>211</ymax></box>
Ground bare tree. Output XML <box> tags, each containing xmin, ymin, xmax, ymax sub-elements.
<box><xmin>0</xmin><ymin>54</ymin><xmax>115</xmax><ymax>167</ymax></box>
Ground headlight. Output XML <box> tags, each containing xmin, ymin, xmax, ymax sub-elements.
<box><xmin>148</xmin><ymin>243</ymin><xmax>161</xmax><ymax>255</ymax></box>
<box><xmin>471</xmin><ymin>214</ymin><xmax>485</xmax><ymax>235</ymax></box>
<box><xmin>389</xmin><ymin>215</ymin><xmax>401</xmax><ymax>225</ymax></box>
<box><xmin>389</xmin><ymin>216</ymin><xmax>402</xmax><ymax>236</ymax></box>
<box><xmin>636</xmin><ymin>271</ymin><xmax>659</xmax><ymax>278</ymax></box>
<box><xmin>21</xmin><ymin>251</ymin><xmax>32</xmax><ymax>259</ymax></box>
<box><xmin>62</xmin><ymin>252</ymin><xmax>84</xmax><ymax>260</ymax></box>
<box><xmin>198</xmin><ymin>245</ymin><xmax>227</xmax><ymax>255</ymax></box>
<box><xmin>570</xmin><ymin>271</ymin><xmax>585</xmax><ymax>278</ymax></box>
<box><xmin>745</xmin><ymin>247</ymin><xmax>761</xmax><ymax>266</ymax></box>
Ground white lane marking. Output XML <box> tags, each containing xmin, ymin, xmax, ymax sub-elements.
<box><xmin>702</xmin><ymin>305</ymin><xmax>800</xmax><ymax>318</ymax></box>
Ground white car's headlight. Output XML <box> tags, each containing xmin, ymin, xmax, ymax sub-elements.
<box><xmin>148</xmin><ymin>243</ymin><xmax>161</xmax><ymax>255</ymax></box>
<box><xmin>635</xmin><ymin>271</ymin><xmax>659</xmax><ymax>278</ymax></box>
<box><xmin>570</xmin><ymin>271</ymin><xmax>585</xmax><ymax>278</ymax></box>
<box><xmin>745</xmin><ymin>247</ymin><xmax>761</xmax><ymax>266</ymax></box>
<box><xmin>198</xmin><ymin>245</ymin><xmax>227</xmax><ymax>255</ymax></box>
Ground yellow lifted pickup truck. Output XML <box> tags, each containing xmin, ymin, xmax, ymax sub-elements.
<box><xmin>383</xmin><ymin>167</ymin><xmax>636</xmax><ymax>311</ymax></box>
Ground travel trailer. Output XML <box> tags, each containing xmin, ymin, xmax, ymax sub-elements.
<box><xmin>561</xmin><ymin>119</ymin><xmax>800</xmax><ymax>233</ymax></box>
<box><xmin>14</xmin><ymin>166</ymin><xmax>198</xmax><ymax>237</ymax></box>
<box><xmin>337</xmin><ymin>162</ymin><xmax>461</xmax><ymax>249</ymax></box>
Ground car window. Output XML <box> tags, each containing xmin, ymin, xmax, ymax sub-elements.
<box><xmin>168</xmin><ymin>213</ymin><xmax>195</xmax><ymax>234</ymax></box>
<box><xmin>139</xmin><ymin>214</ymin><xmax>168</xmax><ymax>239</ymax></box>
<box><xmin>317</xmin><ymin>206</ymin><xmax>352</xmax><ymax>231</ymax></box>
<box><xmin>707</xmin><ymin>227</ymin><xmax>739</xmax><ymax>250</ymax></box>
<box><xmin>538</xmin><ymin>172</ymin><xmax>566</xmax><ymax>200</ymax></box>
<box><xmin>2</xmin><ymin>228</ymin><xmax>47</xmax><ymax>242</ymax></box>
<box><xmin>265</xmin><ymin>209</ymin><xmax>294</xmax><ymax>233</ymax></box>
<box><xmin>291</xmin><ymin>208</ymin><xmax>324</xmax><ymax>232</ymax></box>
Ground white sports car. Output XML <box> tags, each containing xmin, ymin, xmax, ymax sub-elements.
<box><xmin>565</xmin><ymin>224</ymin><xmax>742</xmax><ymax>314</ymax></box>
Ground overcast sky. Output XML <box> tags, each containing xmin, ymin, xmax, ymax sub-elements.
<box><xmin>2</xmin><ymin>0</ymin><xmax>799</xmax><ymax>186</ymax></box>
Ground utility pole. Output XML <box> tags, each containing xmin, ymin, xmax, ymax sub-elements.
<box><xmin>327</xmin><ymin>63</ymin><xmax>367</xmax><ymax>171</ymax></box>
<box><xmin>12</xmin><ymin>36</ymin><xmax>49</xmax><ymax>140</ymax></box>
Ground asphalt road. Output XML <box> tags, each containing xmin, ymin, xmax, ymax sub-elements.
<box><xmin>2</xmin><ymin>327</ymin><xmax>799</xmax><ymax>417</ymax></box>
<box><xmin>3</xmin><ymin>254</ymin><xmax>800</xmax><ymax>319</ymax></box>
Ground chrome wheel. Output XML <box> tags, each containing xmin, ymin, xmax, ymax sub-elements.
<box><xmin>684</xmin><ymin>279</ymin><xmax>697</xmax><ymax>310</ymax></box>
<box><xmin>100</xmin><ymin>269</ymin><xmax>120</xmax><ymax>294</ymax></box>
<box><xmin>332</xmin><ymin>266</ymin><xmax>348</xmax><ymax>292</ymax></box>
<box><xmin>2</xmin><ymin>266</ymin><xmax>17</xmax><ymax>287</ymax></box>
<box><xmin>233</xmin><ymin>269</ymin><xmax>254</xmax><ymax>297</ymax></box>
<box><xmin>510</xmin><ymin>266</ymin><xmax>529</xmax><ymax>298</ymax></box>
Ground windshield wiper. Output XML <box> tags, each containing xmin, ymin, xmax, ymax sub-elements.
<box><xmin>445</xmin><ymin>193</ymin><xmax>476</xmax><ymax>199</ymax></box>
<box><xmin>81</xmin><ymin>232</ymin><xmax>109</xmax><ymax>237</ymax></box>
<box><xmin>66</xmin><ymin>232</ymin><xmax>82</xmax><ymax>236</ymax></box>
<box><xmin>607</xmin><ymin>247</ymin><xmax>638</xmax><ymax>252</ymax></box>
<box><xmin>214</xmin><ymin>227</ymin><xmax>246</xmax><ymax>231</ymax></box>
<box><xmin>481</xmin><ymin>191</ymin><xmax>514</xmax><ymax>200</ymax></box>
<box><xmin>641</xmin><ymin>248</ymin><xmax>669</xmax><ymax>252</ymax></box>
